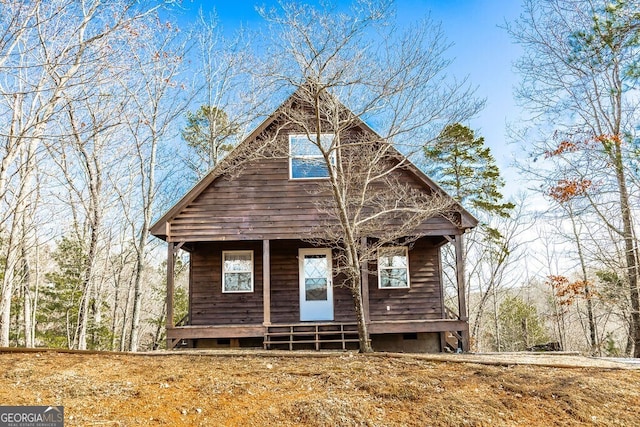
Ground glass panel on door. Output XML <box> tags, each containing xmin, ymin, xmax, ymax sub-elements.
<box><xmin>304</xmin><ymin>255</ymin><xmax>328</xmax><ymax>301</ymax></box>
<box><xmin>299</xmin><ymin>249</ymin><xmax>333</xmax><ymax>321</ymax></box>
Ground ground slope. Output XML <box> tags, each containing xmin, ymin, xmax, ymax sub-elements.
<box><xmin>1</xmin><ymin>350</ymin><xmax>639</xmax><ymax>426</ymax></box>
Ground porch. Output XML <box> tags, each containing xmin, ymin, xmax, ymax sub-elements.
<box><xmin>164</xmin><ymin>236</ymin><xmax>470</xmax><ymax>352</ymax></box>
<box><xmin>167</xmin><ymin>318</ymin><xmax>468</xmax><ymax>352</ymax></box>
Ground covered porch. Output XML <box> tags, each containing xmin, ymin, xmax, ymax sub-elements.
<box><xmin>166</xmin><ymin>318</ymin><xmax>469</xmax><ymax>351</ymax></box>
<box><xmin>164</xmin><ymin>236</ymin><xmax>470</xmax><ymax>352</ymax></box>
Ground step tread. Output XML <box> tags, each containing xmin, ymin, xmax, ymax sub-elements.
<box><xmin>265</xmin><ymin>331</ymin><xmax>360</xmax><ymax>337</ymax></box>
<box><xmin>264</xmin><ymin>339</ymin><xmax>360</xmax><ymax>345</ymax></box>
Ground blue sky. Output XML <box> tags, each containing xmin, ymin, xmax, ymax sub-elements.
<box><xmin>179</xmin><ymin>0</ymin><xmax>524</xmax><ymax>186</ymax></box>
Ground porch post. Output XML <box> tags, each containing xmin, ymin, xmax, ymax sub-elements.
<box><xmin>166</xmin><ymin>242</ymin><xmax>175</xmax><ymax>330</ymax></box>
<box><xmin>454</xmin><ymin>234</ymin><xmax>470</xmax><ymax>351</ymax></box>
<box><xmin>360</xmin><ymin>237</ymin><xmax>370</xmax><ymax>324</ymax></box>
<box><xmin>263</xmin><ymin>239</ymin><xmax>271</xmax><ymax>326</ymax></box>
<box><xmin>437</xmin><ymin>244</ymin><xmax>448</xmax><ymax>352</ymax></box>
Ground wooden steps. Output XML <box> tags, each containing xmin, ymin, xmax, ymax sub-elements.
<box><xmin>443</xmin><ymin>307</ymin><xmax>464</xmax><ymax>352</ymax></box>
<box><xmin>444</xmin><ymin>331</ymin><xmax>462</xmax><ymax>352</ymax></box>
<box><xmin>264</xmin><ymin>323</ymin><xmax>360</xmax><ymax>350</ymax></box>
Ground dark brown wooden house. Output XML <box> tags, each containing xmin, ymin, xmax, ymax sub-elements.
<box><xmin>150</xmin><ymin>87</ymin><xmax>477</xmax><ymax>352</ymax></box>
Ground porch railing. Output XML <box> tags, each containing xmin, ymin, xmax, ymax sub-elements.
<box><xmin>175</xmin><ymin>314</ymin><xmax>189</xmax><ymax>327</ymax></box>
<box><xmin>263</xmin><ymin>323</ymin><xmax>359</xmax><ymax>351</ymax></box>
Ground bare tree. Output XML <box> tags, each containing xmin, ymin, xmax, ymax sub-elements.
<box><xmin>242</xmin><ymin>1</ymin><xmax>482</xmax><ymax>352</ymax></box>
<box><xmin>0</xmin><ymin>0</ymin><xmax>170</xmax><ymax>347</ymax></box>
<box><xmin>0</xmin><ymin>1</ymin><xmax>139</xmax><ymax>350</ymax></box>
<box><xmin>47</xmin><ymin>92</ymin><xmax>119</xmax><ymax>350</ymax></box>
<box><xmin>0</xmin><ymin>0</ymin><xmax>54</xmax><ymax>347</ymax></box>
<box><xmin>117</xmin><ymin>17</ymin><xmax>191</xmax><ymax>352</ymax></box>
<box><xmin>468</xmin><ymin>200</ymin><xmax>533</xmax><ymax>351</ymax></box>
<box><xmin>549</xmin><ymin>200</ymin><xmax>598</xmax><ymax>353</ymax></box>
<box><xmin>179</xmin><ymin>10</ymin><xmax>257</xmax><ymax>179</ymax></box>
<box><xmin>508</xmin><ymin>0</ymin><xmax>640</xmax><ymax>356</ymax></box>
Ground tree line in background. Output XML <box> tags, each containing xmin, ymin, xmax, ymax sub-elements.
<box><xmin>0</xmin><ymin>0</ymin><xmax>638</xmax><ymax>356</ymax></box>
<box><xmin>0</xmin><ymin>0</ymin><xmax>208</xmax><ymax>351</ymax></box>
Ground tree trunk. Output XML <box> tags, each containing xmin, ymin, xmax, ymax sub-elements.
<box><xmin>0</xmin><ymin>238</ymin><xmax>18</xmax><ymax>346</ymax></box>
<box><xmin>491</xmin><ymin>283</ymin><xmax>501</xmax><ymax>351</ymax></box>
<box><xmin>129</xmin><ymin>247</ymin><xmax>146</xmax><ymax>352</ymax></box>
<box><xmin>67</xmin><ymin>104</ymin><xmax>104</xmax><ymax>351</ymax></box>
<box><xmin>110</xmin><ymin>266</ymin><xmax>123</xmax><ymax>351</ymax></box>
<box><xmin>21</xmin><ymin>244</ymin><xmax>33</xmax><ymax>348</ymax></box>
<box><xmin>567</xmin><ymin>206</ymin><xmax>598</xmax><ymax>354</ymax></box>
<box><xmin>110</xmin><ymin>288</ymin><xmax>120</xmax><ymax>351</ymax></box>
<box><xmin>0</xmin><ymin>138</ymin><xmax>37</xmax><ymax>346</ymax></box>
<box><xmin>152</xmin><ymin>294</ymin><xmax>167</xmax><ymax>350</ymax></box>
<box><xmin>350</xmin><ymin>270</ymin><xmax>372</xmax><ymax>353</ymax></box>
<box><xmin>74</xmin><ymin>188</ymin><xmax>101</xmax><ymax>350</ymax></box>
<box><xmin>75</xmin><ymin>284</ymin><xmax>91</xmax><ymax>350</ymax></box>
<box><xmin>613</xmin><ymin>144</ymin><xmax>640</xmax><ymax>357</ymax></box>
<box><xmin>130</xmin><ymin>149</ymin><xmax>155</xmax><ymax>351</ymax></box>
<box><xmin>129</xmin><ymin>107</ymin><xmax>159</xmax><ymax>352</ymax></box>
<box><xmin>120</xmin><ymin>281</ymin><xmax>133</xmax><ymax>352</ymax></box>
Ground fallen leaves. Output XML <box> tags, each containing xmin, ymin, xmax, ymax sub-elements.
<box><xmin>0</xmin><ymin>351</ymin><xmax>638</xmax><ymax>426</ymax></box>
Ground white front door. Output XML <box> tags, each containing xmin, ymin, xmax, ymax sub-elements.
<box><xmin>299</xmin><ymin>248</ymin><xmax>334</xmax><ymax>321</ymax></box>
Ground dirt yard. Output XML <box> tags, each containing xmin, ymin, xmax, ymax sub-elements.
<box><xmin>1</xmin><ymin>349</ymin><xmax>639</xmax><ymax>426</ymax></box>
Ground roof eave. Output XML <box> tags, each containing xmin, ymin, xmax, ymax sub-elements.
<box><xmin>148</xmin><ymin>95</ymin><xmax>295</xmax><ymax>239</ymax></box>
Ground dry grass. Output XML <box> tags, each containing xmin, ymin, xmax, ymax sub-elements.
<box><xmin>0</xmin><ymin>350</ymin><xmax>639</xmax><ymax>426</ymax></box>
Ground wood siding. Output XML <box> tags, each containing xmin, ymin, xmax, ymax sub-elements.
<box><xmin>190</xmin><ymin>241</ymin><xmax>264</xmax><ymax>326</ymax></box>
<box><xmin>190</xmin><ymin>240</ymin><xmax>356</xmax><ymax>326</ymax></box>
<box><xmin>368</xmin><ymin>239</ymin><xmax>443</xmax><ymax>322</ymax></box>
<box><xmin>267</xmin><ymin>240</ymin><xmax>356</xmax><ymax>323</ymax></box>
<box><xmin>188</xmin><ymin>238</ymin><xmax>441</xmax><ymax>326</ymax></box>
<box><xmin>269</xmin><ymin>240</ymin><xmax>299</xmax><ymax>324</ymax></box>
<box><xmin>166</xmin><ymin>125</ymin><xmax>461</xmax><ymax>243</ymax></box>
<box><xmin>169</xmin><ymin>159</ymin><xmax>332</xmax><ymax>242</ymax></box>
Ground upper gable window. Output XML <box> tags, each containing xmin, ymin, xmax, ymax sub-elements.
<box><xmin>289</xmin><ymin>134</ymin><xmax>334</xmax><ymax>179</ymax></box>
<box><xmin>378</xmin><ymin>247</ymin><xmax>410</xmax><ymax>289</ymax></box>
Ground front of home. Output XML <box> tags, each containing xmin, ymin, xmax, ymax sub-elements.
<box><xmin>150</xmin><ymin>87</ymin><xmax>476</xmax><ymax>352</ymax></box>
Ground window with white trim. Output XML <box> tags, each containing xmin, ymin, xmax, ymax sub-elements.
<box><xmin>289</xmin><ymin>134</ymin><xmax>335</xmax><ymax>179</ymax></box>
<box><xmin>222</xmin><ymin>250</ymin><xmax>254</xmax><ymax>293</ymax></box>
<box><xmin>378</xmin><ymin>247</ymin><xmax>410</xmax><ymax>289</ymax></box>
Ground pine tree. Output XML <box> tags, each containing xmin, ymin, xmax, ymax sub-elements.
<box><xmin>181</xmin><ymin>105</ymin><xmax>239</xmax><ymax>177</ymax></box>
<box><xmin>38</xmin><ymin>237</ymin><xmax>86</xmax><ymax>349</ymax></box>
<box><xmin>38</xmin><ymin>236</ymin><xmax>109</xmax><ymax>349</ymax></box>
<box><xmin>497</xmin><ymin>295</ymin><xmax>549</xmax><ymax>351</ymax></box>
<box><xmin>424</xmin><ymin>123</ymin><xmax>514</xmax><ymax>218</ymax></box>
<box><xmin>424</xmin><ymin>123</ymin><xmax>516</xmax><ymax>351</ymax></box>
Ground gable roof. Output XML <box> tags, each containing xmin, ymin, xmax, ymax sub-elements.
<box><xmin>150</xmin><ymin>86</ymin><xmax>478</xmax><ymax>240</ymax></box>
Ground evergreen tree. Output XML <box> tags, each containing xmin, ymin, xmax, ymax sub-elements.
<box><xmin>424</xmin><ymin>123</ymin><xmax>516</xmax><ymax>351</ymax></box>
<box><xmin>181</xmin><ymin>105</ymin><xmax>239</xmax><ymax>178</ymax></box>
<box><xmin>424</xmin><ymin>123</ymin><xmax>514</xmax><ymax>218</ymax></box>
<box><xmin>38</xmin><ymin>236</ymin><xmax>109</xmax><ymax>349</ymax></box>
<box><xmin>38</xmin><ymin>237</ymin><xmax>86</xmax><ymax>348</ymax></box>
<box><xmin>497</xmin><ymin>295</ymin><xmax>549</xmax><ymax>351</ymax></box>
<box><xmin>149</xmin><ymin>258</ymin><xmax>189</xmax><ymax>350</ymax></box>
